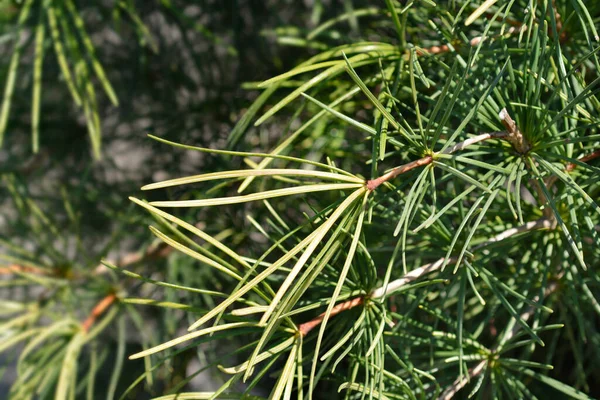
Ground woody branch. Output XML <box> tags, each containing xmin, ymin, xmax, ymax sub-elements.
<box><xmin>546</xmin><ymin>148</ymin><xmax>600</xmax><ymax>188</ymax></box>
<box><xmin>366</xmin><ymin>131</ymin><xmax>507</xmax><ymax>191</ymax></box>
<box><xmin>81</xmin><ymin>292</ymin><xmax>118</xmax><ymax>332</ymax></box>
<box><xmin>439</xmin><ymin>148</ymin><xmax>599</xmax><ymax>399</ymax></box>
<box><xmin>367</xmin><ymin>107</ymin><xmax>537</xmax><ymax>191</ymax></box>
<box><xmin>298</xmin><ymin>217</ymin><xmax>551</xmax><ymax>336</ymax></box>
<box><xmin>439</xmin><ymin>280</ymin><xmax>560</xmax><ymax>399</ymax></box>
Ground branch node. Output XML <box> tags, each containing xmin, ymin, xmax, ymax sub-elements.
<box><xmin>498</xmin><ymin>108</ymin><xmax>531</xmax><ymax>154</ymax></box>
<box><xmin>81</xmin><ymin>293</ymin><xmax>117</xmax><ymax>332</ymax></box>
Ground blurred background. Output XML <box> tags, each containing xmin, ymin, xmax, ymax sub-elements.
<box><xmin>0</xmin><ymin>0</ymin><xmax>343</xmax><ymax>396</ymax></box>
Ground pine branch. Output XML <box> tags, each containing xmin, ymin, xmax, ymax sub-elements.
<box><xmin>81</xmin><ymin>292</ymin><xmax>118</xmax><ymax>332</ymax></box>
<box><xmin>498</xmin><ymin>108</ymin><xmax>531</xmax><ymax>154</ymax></box>
<box><xmin>298</xmin><ymin>297</ymin><xmax>363</xmax><ymax>336</ymax></box>
<box><xmin>367</xmin><ymin>132</ymin><xmax>507</xmax><ymax>190</ymax></box>
<box><xmin>546</xmin><ymin>147</ymin><xmax>600</xmax><ymax>188</ymax></box>
<box><xmin>440</xmin><ymin>281</ymin><xmax>560</xmax><ymax>399</ymax></box>
<box><xmin>297</xmin><ymin>218</ymin><xmax>551</xmax><ymax>337</ymax></box>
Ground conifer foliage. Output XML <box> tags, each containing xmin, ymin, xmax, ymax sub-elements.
<box><xmin>2</xmin><ymin>1</ymin><xmax>600</xmax><ymax>399</ymax></box>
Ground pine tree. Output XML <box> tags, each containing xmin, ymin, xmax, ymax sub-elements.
<box><xmin>1</xmin><ymin>1</ymin><xmax>600</xmax><ymax>399</ymax></box>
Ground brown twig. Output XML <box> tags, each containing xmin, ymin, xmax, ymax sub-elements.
<box><xmin>367</xmin><ymin>132</ymin><xmax>507</xmax><ymax>191</ymax></box>
<box><xmin>545</xmin><ymin>148</ymin><xmax>600</xmax><ymax>190</ymax></box>
<box><xmin>367</xmin><ymin>155</ymin><xmax>433</xmax><ymax>191</ymax></box>
<box><xmin>0</xmin><ymin>264</ymin><xmax>51</xmax><ymax>276</ymax></box>
<box><xmin>565</xmin><ymin>149</ymin><xmax>600</xmax><ymax>173</ymax></box>
<box><xmin>297</xmin><ymin>218</ymin><xmax>551</xmax><ymax>337</ymax></box>
<box><xmin>498</xmin><ymin>108</ymin><xmax>531</xmax><ymax>154</ymax></box>
<box><xmin>81</xmin><ymin>293</ymin><xmax>117</xmax><ymax>332</ymax></box>
<box><xmin>298</xmin><ymin>297</ymin><xmax>363</xmax><ymax>336</ymax></box>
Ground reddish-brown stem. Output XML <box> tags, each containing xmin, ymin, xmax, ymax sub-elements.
<box><xmin>367</xmin><ymin>131</ymin><xmax>506</xmax><ymax>191</ymax></box>
<box><xmin>0</xmin><ymin>264</ymin><xmax>50</xmax><ymax>276</ymax></box>
<box><xmin>566</xmin><ymin>149</ymin><xmax>600</xmax><ymax>172</ymax></box>
<box><xmin>498</xmin><ymin>108</ymin><xmax>531</xmax><ymax>154</ymax></box>
<box><xmin>298</xmin><ymin>296</ymin><xmax>363</xmax><ymax>337</ymax></box>
<box><xmin>297</xmin><ymin>218</ymin><xmax>550</xmax><ymax>338</ymax></box>
<box><xmin>545</xmin><ymin>148</ymin><xmax>600</xmax><ymax>190</ymax></box>
<box><xmin>81</xmin><ymin>293</ymin><xmax>117</xmax><ymax>332</ymax></box>
<box><xmin>367</xmin><ymin>156</ymin><xmax>433</xmax><ymax>191</ymax></box>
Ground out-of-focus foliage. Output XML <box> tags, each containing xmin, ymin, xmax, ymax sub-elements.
<box><xmin>0</xmin><ymin>1</ymin><xmax>322</xmax><ymax>398</ymax></box>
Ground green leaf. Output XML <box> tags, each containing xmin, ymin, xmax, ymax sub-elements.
<box><xmin>433</xmin><ymin>161</ymin><xmax>492</xmax><ymax>193</ymax></box>
<box><xmin>301</xmin><ymin>92</ymin><xmax>376</xmax><ymax>135</ymax></box>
